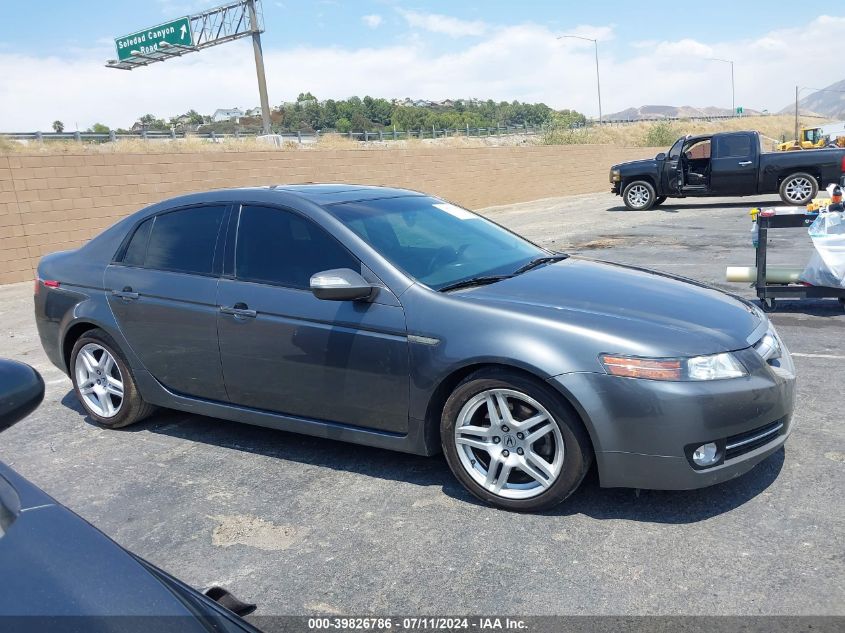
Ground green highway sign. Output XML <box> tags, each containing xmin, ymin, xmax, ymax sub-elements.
<box><xmin>115</xmin><ymin>17</ymin><xmax>193</xmax><ymax>61</ymax></box>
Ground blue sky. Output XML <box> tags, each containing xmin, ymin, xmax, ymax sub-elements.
<box><xmin>1</xmin><ymin>0</ymin><xmax>838</xmax><ymax>57</ymax></box>
<box><xmin>1</xmin><ymin>1</ymin><xmax>843</xmax><ymax>129</ymax></box>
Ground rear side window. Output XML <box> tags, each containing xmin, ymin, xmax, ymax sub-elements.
<box><xmin>144</xmin><ymin>205</ymin><xmax>226</xmax><ymax>275</ymax></box>
<box><xmin>718</xmin><ymin>135</ymin><xmax>752</xmax><ymax>158</ymax></box>
<box><xmin>122</xmin><ymin>217</ymin><xmax>153</xmax><ymax>267</ymax></box>
<box><xmin>235</xmin><ymin>205</ymin><xmax>358</xmax><ymax>288</ymax></box>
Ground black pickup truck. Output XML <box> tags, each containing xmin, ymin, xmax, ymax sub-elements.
<box><xmin>610</xmin><ymin>130</ymin><xmax>845</xmax><ymax>210</ymax></box>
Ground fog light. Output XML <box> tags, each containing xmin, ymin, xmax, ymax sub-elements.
<box><xmin>692</xmin><ymin>442</ymin><xmax>719</xmax><ymax>466</ymax></box>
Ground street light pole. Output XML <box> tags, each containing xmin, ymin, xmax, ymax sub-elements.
<box><xmin>708</xmin><ymin>58</ymin><xmax>735</xmax><ymax>114</ymax></box>
<box><xmin>246</xmin><ymin>0</ymin><xmax>272</xmax><ymax>135</ymax></box>
<box><xmin>558</xmin><ymin>35</ymin><xmax>602</xmax><ymax>124</ymax></box>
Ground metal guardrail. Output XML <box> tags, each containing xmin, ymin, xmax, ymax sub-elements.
<box><xmin>4</xmin><ymin>115</ymin><xmax>820</xmax><ymax>143</ymax></box>
<box><xmin>0</xmin><ymin>125</ymin><xmax>546</xmax><ymax>144</ymax></box>
<box><xmin>597</xmin><ymin>113</ymin><xmax>829</xmax><ymax>126</ymax></box>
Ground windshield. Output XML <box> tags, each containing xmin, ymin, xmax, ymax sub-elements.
<box><xmin>327</xmin><ymin>196</ymin><xmax>546</xmax><ymax>290</ymax></box>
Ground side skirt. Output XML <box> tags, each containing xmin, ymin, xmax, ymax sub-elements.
<box><xmin>134</xmin><ymin>370</ymin><xmax>437</xmax><ymax>456</ymax></box>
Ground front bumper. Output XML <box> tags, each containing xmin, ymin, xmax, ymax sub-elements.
<box><xmin>550</xmin><ymin>347</ymin><xmax>796</xmax><ymax>490</ymax></box>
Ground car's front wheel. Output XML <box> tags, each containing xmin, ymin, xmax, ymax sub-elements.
<box><xmin>622</xmin><ymin>180</ymin><xmax>656</xmax><ymax>210</ymax></box>
<box><xmin>70</xmin><ymin>329</ymin><xmax>155</xmax><ymax>428</ymax></box>
<box><xmin>441</xmin><ymin>370</ymin><xmax>592</xmax><ymax>511</ymax></box>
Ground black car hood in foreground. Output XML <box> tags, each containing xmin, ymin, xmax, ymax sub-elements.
<box><xmin>0</xmin><ymin>462</ymin><xmax>258</xmax><ymax>632</ymax></box>
<box><xmin>456</xmin><ymin>258</ymin><xmax>762</xmax><ymax>358</ymax></box>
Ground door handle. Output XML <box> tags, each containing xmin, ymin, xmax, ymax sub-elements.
<box><xmin>738</xmin><ymin>160</ymin><xmax>753</xmax><ymax>166</ymax></box>
<box><xmin>220</xmin><ymin>303</ymin><xmax>257</xmax><ymax>318</ymax></box>
<box><xmin>112</xmin><ymin>287</ymin><xmax>139</xmax><ymax>300</ymax></box>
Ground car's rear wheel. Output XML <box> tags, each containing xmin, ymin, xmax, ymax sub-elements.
<box><xmin>70</xmin><ymin>329</ymin><xmax>155</xmax><ymax>428</ymax></box>
<box><xmin>622</xmin><ymin>180</ymin><xmax>656</xmax><ymax>210</ymax></box>
<box><xmin>441</xmin><ymin>370</ymin><xmax>592</xmax><ymax>511</ymax></box>
<box><xmin>779</xmin><ymin>172</ymin><xmax>818</xmax><ymax>205</ymax></box>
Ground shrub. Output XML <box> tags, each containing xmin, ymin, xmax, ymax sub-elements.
<box><xmin>642</xmin><ymin>121</ymin><xmax>678</xmax><ymax>147</ymax></box>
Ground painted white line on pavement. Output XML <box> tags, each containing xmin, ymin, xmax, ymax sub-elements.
<box><xmin>791</xmin><ymin>353</ymin><xmax>845</xmax><ymax>359</ymax></box>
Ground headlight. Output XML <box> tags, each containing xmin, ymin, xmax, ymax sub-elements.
<box><xmin>610</xmin><ymin>169</ymin><xmax>621</xmax><ymax>183</ymax></box>
<box><xmin>686</xmin><ymin>352</ymin><xmax>747</xmax><ymax>380</ymax></box>
<box><xmin>600</xmin><ymin>352</ymin><xmax>747</xmax><ymax>381</ymax></box>
<box><xmin>755</xmin><ymin>326</ymin><xmax>782</xmax><ymax>362</ymax></box>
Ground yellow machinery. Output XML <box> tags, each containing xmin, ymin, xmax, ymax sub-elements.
<box><xmin>778</xmin><ymin>123</ymin><xmax>845</xmax><ymax>151</ymax></box>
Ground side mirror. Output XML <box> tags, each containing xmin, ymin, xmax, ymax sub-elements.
<box><xmin>0</xmin><ymin>359</ymin><xmax>45</xmax><ymax>433</ymax></box>
<box><xmin>310</xmin><ymin>268</ymin><xmax>374</xmax><ymax>302</ymax></box>
<box><xmin>655</xmin><ymin>152</ymin><xmax>666</xmax><ymax>160</ymax></box>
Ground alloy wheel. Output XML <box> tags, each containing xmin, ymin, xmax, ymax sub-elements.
<box><xmin>74</xmin><ymin>343</ymin><xmax>124</xmax><ymax>418</ymax></box>
<box><xmin>627</xmin><ymin>184</ymin><xmax>650</xmax><ymax>208</ymax></box>
<box><xmin>784</xmin><ymin>177</ymin><xmax>813</xmax><ymax>203</ymax></box>
<box><xmin>454</xmin><ymin>388</ymin><xmax>564</xmax><ymax>499</ymax></box>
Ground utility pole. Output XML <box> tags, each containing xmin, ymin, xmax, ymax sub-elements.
<box><xmin>708</xmin><ymin>58</ymin><xmax>735</xmax><ymax>114</ymax></box>
<box><xmin>557</xmin><ymin>35</ymin><xmax>602</xmax><ymax>124</ymax></box>
<box><xmin>247</xmin><ymin>0</ymin><xmax>272</xmax><ymax>135</ymax></box>
<box><xmin>593</xmin><ymin>39</ymin><xmax>602</xmax><ymax>125</ymax></box>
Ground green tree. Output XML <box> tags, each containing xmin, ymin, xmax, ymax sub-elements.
<box><xmin>87</xmin><ymin>123</ymin><xmax>110</xmax><ymax>134</ymax></box>
<box><xmin>52</xmin><ymin>120</ymin><xmax>64</xmax><ymax>133</ymax></box>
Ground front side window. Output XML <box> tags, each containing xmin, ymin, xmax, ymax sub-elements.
<box><xmin>327</xmin><ymin>196</ymin><xmax>545</xmax><ymax>290</ymax></box>
<box><xmin>235</xmin><ymin>205</ymin><xmax>359</xmax><ymax>288</ymax></box>
<box><xmin>668</xmin><ymin>138</ymin><xmax>684</xmax><ymax>159</ymax></box>
<box><xmin>143</xmin><ymin>205</ymin><xmax>227</xmax><ymax>275</ymax></box>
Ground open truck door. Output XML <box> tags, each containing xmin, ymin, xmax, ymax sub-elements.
<box><xmin>662</xmin><ymin>137</ymin><xmax>685</xmax><ymax>194</ymax></box>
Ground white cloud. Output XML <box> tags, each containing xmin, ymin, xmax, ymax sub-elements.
<box><xmin>398</xmin><ymin>9</ymin><xmax>487</xmax><ymax>37</ymax></box>
<box><xmin>362</xmin><ymin>14</ymin><xmax>383</xmax><ymax>29</ymax></box>
<box><xmin>653</xmin><ymin>38</ymin><xmax>713</xmax><ymax>58</ymax></box>
<box><xmin>1</xmin><ymin>14</ymin><xmax>843</xmax><ymax>130</ymax></box>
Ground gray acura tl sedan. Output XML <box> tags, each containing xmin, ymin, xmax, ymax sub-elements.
<box><xmin>34</xmin><ymin>185</ymin><xmax>795</xmax><ymax>511</ymax></box>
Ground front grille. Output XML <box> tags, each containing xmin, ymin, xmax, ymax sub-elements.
<box><xmin>725</xmin><ymin>419</ymin><xmax>785</xmax><ymax>460</ymax></box>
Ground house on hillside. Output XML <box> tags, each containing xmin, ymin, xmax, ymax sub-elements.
<box><xmin>244</xmin><ymin>107</ymin><xmax>262</xmax><ymax>117</ymax></box>
<box><xmin>212</xmin><ymin>108</ymin><xmax>244</xmax><ymax>123</ymax></box>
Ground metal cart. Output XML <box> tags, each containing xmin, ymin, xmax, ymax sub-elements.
<box><xmin>754</xmin><ymin>207</ymin><xmax>845</xmax><ymax>311</ymax></box>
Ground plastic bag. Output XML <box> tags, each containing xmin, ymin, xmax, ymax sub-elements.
<box><xmin>799</xmin><ymin>211</ymin><xmax>845</xmax><ymax>288</ymax></box>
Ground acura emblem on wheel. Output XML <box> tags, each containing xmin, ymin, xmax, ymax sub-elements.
<box><xmin>504</xmin><ymin>435</ymin><xmax>516</xmax><ymax>448</ymax></box>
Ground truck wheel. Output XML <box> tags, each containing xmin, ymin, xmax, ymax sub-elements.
<box><xmin>622</xmin><ymin>181</ymin><xmax>656</xmax><ymax>210</ymax></box>
<box><xmin>779</xmin><ymin>173</ymin><xmax>818</xmax><ymax>205</ymax></box>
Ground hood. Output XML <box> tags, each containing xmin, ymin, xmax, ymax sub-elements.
<box><xmin>614</xmin><ymin>157</ymin><xmax>658</xmax><ymax>171</ymax></box>
<box><xmin>455</xmin><ymin>258</ymin><xmax>764</xmax><ymax>358</ymax></box>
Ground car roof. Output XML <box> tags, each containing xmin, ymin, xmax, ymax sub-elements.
<box><xmin>148</xmin><ymin>184</ymin><xmax>428</xmax><ymax>211</ymax></box>
<box><xmin>685</xmin><ymin>130</ymin><xmax>756</xmax><ymax>143</ymax></box>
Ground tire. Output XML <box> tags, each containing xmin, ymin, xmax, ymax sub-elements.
<box><xmin>440</xmin><ymin>369</ymin><xmax>592</xmax><ymax>512</ymax></box>
<box><xmin>70</xmin><ymin>328</ymin><xmax>155</xmax><ymax>428</ymax></box>
<box><xmin>653</xmin><ymin>196</ymin><xmax>667</xmax><ymax>206</ymax></box>
<box><xmin>779</xmin><ymin>172</ymin><xmax>818</xmax><ymax>206</ymax></box>
<box><xmin>622</xmin><ymin>180</ymin><xmax>656</xmax><ymax>210</ymax></box>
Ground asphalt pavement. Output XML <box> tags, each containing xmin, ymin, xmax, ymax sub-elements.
<box><xmin>0</xmin><ymin>191</ymin><xmax>842</xmax><ymax>616</ymax></box>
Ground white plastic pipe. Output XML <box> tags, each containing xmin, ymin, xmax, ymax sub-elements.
<box><xmin>725</xmin><ymin>266</ymin><xmax>803</xmax><ymax>283</ymax></box>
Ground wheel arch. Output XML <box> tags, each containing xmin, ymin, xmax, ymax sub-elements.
<box><xmin>423</xmin><ymin>362</ymin><xmax>596</xmax><ymax>458</ymax></box>
<box><xmin>621</xmin><ymin>175</ymin><xmax>657</xmax><ymax>191</ymax></box>
<box><xmin>62</xmin><ymin>321</ymin><xmax>102</xmax><ymax>372</ymax></box>
<box><xmin>777</xmin><ymin>169</ymin><xmax>820</xmax><ymax>188</ymax></box>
